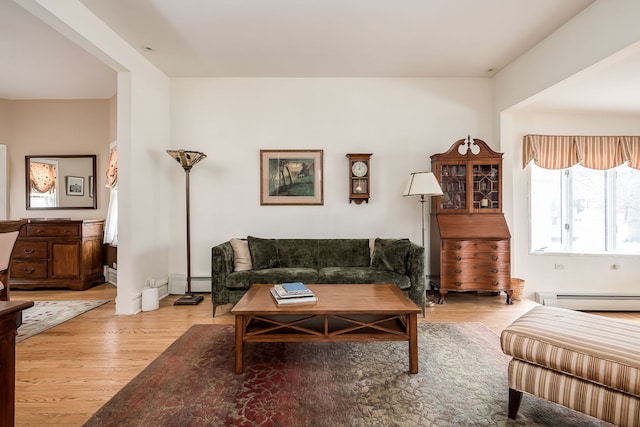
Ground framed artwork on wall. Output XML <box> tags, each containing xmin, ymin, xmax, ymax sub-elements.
<box><xmin>260</xmin><ymin>149</ymin><xmax>323</xmax><ymax>205</ymax></box>
<box><xmin>66</xmin><ymin>176</ymin><xmax>84</xmax><ymax>196</ymax></box>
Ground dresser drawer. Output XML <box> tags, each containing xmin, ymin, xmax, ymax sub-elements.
<box><xmin>442</xmin><ymin>240</ymin><xmax>509</xmax><ymax>252</ymax></box>
<box><xmin>27</xmin><ymin>224</ymin><xmax>81</xmax><ymax>238</ymax></box>
<box><xmin>10</xmin><ymin>260</ymin><xmax>48</xmax><ymax>279</ymax></box>
<box><xmin>12</xmin><ymin>241</ymin><xmax>48</xmax><ymax>259</ymax></box>
<box><xmin>442</xmin><ymin>251</ymin><xmax>510</xmax><ymax>264</ymax></box>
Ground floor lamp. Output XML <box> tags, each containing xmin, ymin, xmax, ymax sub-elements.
<box><xmin>403</xmin><ymin>172</ymin><xmax>443</xmax><ymax>247</ymax></box>
<box><xmin>403</xmin><ymin>172</ymin><xmax>443</xmax><ymax>307</ymax></box>
<box><xmin>167</xmin><ymin>149</ymin><xmax>207</xmax><ymax>305</ymax></box>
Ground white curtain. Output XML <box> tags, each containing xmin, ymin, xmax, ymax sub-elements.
<box><xmin>104</xmin><ymin>188</ymin><xmax>118</xmax><ymax>245</ymax></box>
<box><xmin>103</xmin><ymin>144</ymin><xmax>118</xmax><ymax>245</ymax></box>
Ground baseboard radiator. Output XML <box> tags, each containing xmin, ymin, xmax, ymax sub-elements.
<box><xmin>535</xmin><ymin>292</ymin><xmax>640</xmax><ymax>311</ymax></box>
<box><xmin>169</xmin><ymin>274</ymin><xmax>211</xmax><ymax>294</ymax></box>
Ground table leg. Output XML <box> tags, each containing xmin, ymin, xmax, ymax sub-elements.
<box><xmin>408</xmin><ymin>313</ymin><xmax>418</xmax><ymax>374</ymax></box>
<box><xmin>234</xmin><ymin>315</ymin><xmax>245</xmax><ymax>374</ymax></box>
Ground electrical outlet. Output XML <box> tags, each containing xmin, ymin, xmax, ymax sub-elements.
<box><xmin>611</xmin><ymin>264</ymin><xmax>621</xmax><ymax>270</ymax></box>
<box><xmin>554</xmin><ymin>263</ymin><xmax>564</xmax><ymax>270</ymax></box>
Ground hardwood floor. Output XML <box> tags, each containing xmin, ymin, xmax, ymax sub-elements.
<box><xmin>10</xmin><ymin>284</ymin><xmax>640</xmax><ymax>426</ymax></box>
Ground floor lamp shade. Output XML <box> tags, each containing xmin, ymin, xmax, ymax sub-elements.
<box><xmin>403</xmin><ymin>172</ymin><xmax>443</xmax><ymax>198</ymax></box>
<box><xmin>403</xmin><ymin>172</ymin><xmax>443</xmax><ymax>247</ymax></box>
<box><xmin>167</xmin><ymin>149</ymin><xmax>207</xmax><ymax>306</ymax></box>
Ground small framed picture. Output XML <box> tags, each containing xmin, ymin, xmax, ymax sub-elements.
<box><xmin>260</xmin><ymin>149</ymin><xmax>323</xmax><ymax>205</ymax></box>
<box><xmin>66</xmin><ymin>176</ymin><xmax>85</xmax><ymax>196</ymax></box>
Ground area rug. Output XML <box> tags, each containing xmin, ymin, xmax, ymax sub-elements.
<box><xmin>84</xmin><ymin>322</ymin><xmax>610</xmax><ymax>427</ymax></box>
<box><xmin>16</xmin><ymin>300</ymin><xmax>109</xmax><ymax>343</ymax></box>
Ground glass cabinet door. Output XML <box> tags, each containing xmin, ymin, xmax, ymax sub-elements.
<box><xmin>439</xmin><ymin>164</ymin><xmax>467</xmax><ymax>210</ymax></box>
<box><xmin>472</xmin><ymin>163</ymin><xmax>500</xmax><ymax>210</ymax></box>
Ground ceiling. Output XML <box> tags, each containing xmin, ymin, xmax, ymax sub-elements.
<box><xmin>2</xmin><ymin>0</ymin><xmax>640</xmax><ymax>113</ymax></box>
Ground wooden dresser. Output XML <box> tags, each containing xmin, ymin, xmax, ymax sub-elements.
<box><xmin>430</xmin><ymin>137</ymin><xmax>513</xmax><ymax>304</ymax></box>
<box><xmin>10</xmin><ymin>219</ymin><xmax>105</xmax><ymax>291</ymax></box>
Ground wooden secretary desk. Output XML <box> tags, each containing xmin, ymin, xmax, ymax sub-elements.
<box><xmin>430</xmin><ymin>137</ymin><xmax>513</xmax><ymax>304</ymax></box>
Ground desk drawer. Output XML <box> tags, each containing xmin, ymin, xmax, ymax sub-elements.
<box><xmin>27</xmin><ymin>224</ymin><xmax>81</xmax><ymax>238</ymax></box>
<box><xmin>12</xmin><ymin>241</ymin><xmax>48</xmax><ymax>259</ymax></box>
<box><xmin>11</xmin><ymin>260</ymin><xmax>48</xmax><ymax>279</ymax></box>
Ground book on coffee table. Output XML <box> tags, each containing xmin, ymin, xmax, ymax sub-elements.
<box><xmin>281</xmin><ymin>282</ymin><xmax>313</xmax><ymax>294</ymax></box>
<box><xmin>273</xmin><ymin>284</ymin><xmax>314</xmax><ymax>299</ymax></box>
<box><xmin>270</xmin><ymin>287</ymin><xmax>317</xmax><ymax>304</ymax></box>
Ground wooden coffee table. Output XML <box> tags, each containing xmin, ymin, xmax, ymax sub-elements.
<box><xmin>231</xmin><ymin>284</ymin><xmax>421</xmax><ymax>374</ymax></box>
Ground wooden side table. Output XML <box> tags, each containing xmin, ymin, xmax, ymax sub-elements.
<box><xmin>0</xmin><ymin>300</ymin><xmax>34</xmax><ymax>427</ymax></box>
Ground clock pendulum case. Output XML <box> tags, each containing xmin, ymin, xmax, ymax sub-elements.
<box><xmin>346</xmin><ymin>153</ymin><xmax>372</xmax><ymax>204</ymax></box>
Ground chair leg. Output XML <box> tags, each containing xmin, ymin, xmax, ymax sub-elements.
<box><xmin>508</xmin><ymin>388</ymin><xmax>523</xmax><ymax>419</ymax></box>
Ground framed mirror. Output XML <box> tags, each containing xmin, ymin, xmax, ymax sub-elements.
<box><xmin>26</xmin><ymin>155</ymin><xmax>97</xmax><ymax>210</ymax></box>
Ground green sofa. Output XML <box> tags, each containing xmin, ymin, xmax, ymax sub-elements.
<box><xmin>211</xmin><ymin>236</ymin><xmax>425</xmax><ymax>316</ymax></box>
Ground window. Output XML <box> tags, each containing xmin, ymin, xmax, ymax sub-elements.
<box><xmin>530</xmin><ymin>163</ymin><xmax>640</xmax><ymax>255</ymax></box>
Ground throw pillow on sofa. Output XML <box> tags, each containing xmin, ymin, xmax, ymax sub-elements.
<box><xmin>247</xmin><ymin>236</ymin><xmax>281</xmax><ymax>269</ymax></box>
<box><xmin>230</xmin><ymin>238</ymin><xmax>252</xmax><ymax>271</ymax></box>
<box><xmin>371</xmin><ymin>238</ymin><xmax>411</xmax><ymax>274</ymax></box>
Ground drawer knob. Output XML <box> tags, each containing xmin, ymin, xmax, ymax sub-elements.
<box><xmin>35</xmin><ymin>229</ymin><xmax>44</xmax><ymax>234</ymax></box>
<box><xmin>455</xmin><ymin>244</ymin><xmax>462</xmax><ymax>250</ymax></box>
<box><xmin>491</xmin><ymin>268</ymin><xmax>499</xmax><ymax>273</ymax></box>
<box><xmin>492</xmin><ymin>281</ymin><xmax>499</xmax><ymax>286</ymax></box>
<box><xmin>455</xmin><ymin>281</ymin><xmax>462</xmax><ymax>287</ymax></box>
<box><xmin>492</xmin><ymin>255</ymin><xmax>498</xmax><ymax>261</ymax></box>
<box><xmin>455</xmin><ymin>256</ymin><xmax>462</xmax><ymax>261</ymax></box>
<box><xmin>455</xmin><ymin>269</ymin><xmax>462</xmax><ymax>274</ymax></box>
<box><xmin>491</xmin><ymin>245</ymin><xmax>498</xmax><ymax>250</ymax></box>
<box><xmin>64</xmin><ymin>229</ymin><xmax>71</xmax><ymax>233</ymax></box>
<box><xmin>23</xmin><ymin>248</ymin><xmax>35</xmax><ymax>254</ymax></box>
<box><xmin>23</xmin><ymin>268</ymin><xmax>35</xmax><ymax>274</ymax></box>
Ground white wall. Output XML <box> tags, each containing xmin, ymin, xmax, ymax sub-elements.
<box><xmin>169</xmin><ymin>78</ymin><xmax>493</xmax><ymax>279</ymax></box>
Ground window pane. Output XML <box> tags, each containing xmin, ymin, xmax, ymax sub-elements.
<box><xmin>615</xmin><ymin>165</ymin><xmax>640</xmax><ymax>253</ymax></box>
<box><xmin>530</xmin><ymin>165</ymin><xmax>563</xmax><ymax>252</ymax></box>
<box><xmin>570</xmin><ymin>166</ymin><xmax>605</xmax><ymax>252</ymax></box>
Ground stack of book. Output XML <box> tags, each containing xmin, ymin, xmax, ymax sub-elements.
<box><xmin>270</xmin><ymin>282</ymin><xmax>317</xmax><ymax>304</ymax></box>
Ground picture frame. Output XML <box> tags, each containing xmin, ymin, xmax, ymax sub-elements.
<box><xmin>260</xmin><ymin>149</ymin><xmax>323</xmax><ymax>205</ymax></box>
<box><xmin>66</xmin><ymin>176</ymin><xmax>85</xmax><ymax>196</ymax></box>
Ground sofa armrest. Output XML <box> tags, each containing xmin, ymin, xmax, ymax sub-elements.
<box><xmin>405</xmin><ymin>242</ymin><xmax>426</xmax><ymax>308</ymax></box>
<box><xmin>211</xmin><ymin>241</ymin><xmax>234</xmax><ymax>307</ymax></box>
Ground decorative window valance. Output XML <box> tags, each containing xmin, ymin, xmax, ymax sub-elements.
<box><xmin>522</xmin><ymin>134</ymin><xmax>640</xmax><ymax>170</ymax></box>
<box><xmin>105</xmin><ymin>146</ymin><xmax>118</xmax><ymax>189</ymax></box>
<box><xmin>30</xmin><ymin>162</ymin><xmax>56</xmax><ymax>193</ymax></box>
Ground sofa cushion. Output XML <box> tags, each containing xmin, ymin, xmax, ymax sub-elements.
<box><xmin>230</xmin><ymin>238</ymin><xmax>252</xmax><ymax>271</ymax></box>
<box><xmin>225</xmin><ymin>268</ymin><xmax>318</xmax><ymax>290</ymax></box>
<box><xmin>247</xmin><ymin>236</ymin><xmax>281</xmax><ymax>269</ymax></box>
<box><xmin>318</xmin><ymin>239</ymin><xmax>370</xmax><ymax>268</ymax></box>
<box><xmin>275</xmin><ymin>239</ymin><xmax>319</xmax><ymax>269</ymax></box>
<box><xmin>318</xmin><ymin>267</ymin><xmax>411</xmax><ymax>290</ymax></box>
<box><xmin>501</xmin><ymin>306</ymin><xmax>640</xmax><ymax>397</ymax></box>
<box><xmin>371</xmin><ymin>238</ymin><xmax>411</xmax><ymax>275</ymax></box>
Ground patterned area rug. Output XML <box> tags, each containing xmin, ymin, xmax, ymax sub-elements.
<box><xmin>84</xmin><ymin>322</ymin><xmax>610</xmax><ymax>427</ymax></box>
<box><xmin>16</xmin><ymin>300</ymin><xmax>109</xmax><ymax>343</ymax></box>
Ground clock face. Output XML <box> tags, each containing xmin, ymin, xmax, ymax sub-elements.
<box><xmin>351</xmin><ymin>161</ymin><xmax>368</xmax><ymax>177</ymax></box>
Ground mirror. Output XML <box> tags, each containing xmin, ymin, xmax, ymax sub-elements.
<box><xmin>26</xmin><ymin>155</ymin><xmax>97</xmax><ymax>210</ymax></box>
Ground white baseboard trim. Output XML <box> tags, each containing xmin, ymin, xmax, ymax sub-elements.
<box><xmin>535</xmin><ymin>292</ymin><xmax>640</xmax><ymax>311</ymax></box>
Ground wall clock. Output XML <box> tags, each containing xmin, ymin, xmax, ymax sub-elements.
<box><xmin>346</xmin><ymin>153</ymin><xmax>372</xmax><ymax>204</ymax></box>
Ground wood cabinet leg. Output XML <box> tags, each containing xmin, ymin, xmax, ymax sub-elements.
<box><xmin>408</xmin><ymin>313</ymin><xmax>418</xmax><ymax>374</ymax></box>
<box><xmin>438</xmin><ymin>291</ymin><xmax>447</xmax><ymax>304</ymax></box>
<box><xmin>505</xmin><ymin>290</ymin><xmax>514</xmax><ymax>305</ymax></box>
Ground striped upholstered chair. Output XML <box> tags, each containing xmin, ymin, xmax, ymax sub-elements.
<box><xmin>501</xmin><ymin>305</ymin><xmax>640</xmax><ymax>427</ymax></box>
<box><xmin>0</xmin><ymin>220</ymin><xmax>27</xmax><ymax>301</ymax></box>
